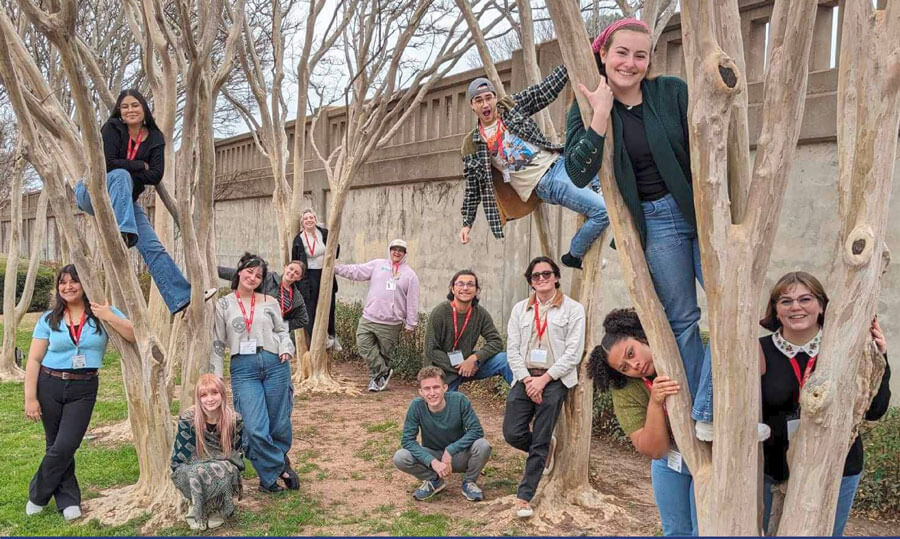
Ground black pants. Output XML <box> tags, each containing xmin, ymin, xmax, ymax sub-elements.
<box><xmin>502</xmin><ymin>379</ymin><xmax>568</xmax><ymax>502</ymax></box>
<box><xmin>303</xmin><ymin>268</ymin><xmax>336</xmax><ymax>337</ymax></box>
<box><xmin>29</xmin><ymin>371</ymin><xmax>98</xmax><ymax>509</ymax></box>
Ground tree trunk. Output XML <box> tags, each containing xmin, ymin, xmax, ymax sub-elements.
<box><xmin>0</xmin><ymin>139</ymin><xmax>28</xmax><ymax>381</ymax></box>
<box><xmin>777</xmin><ymin>3</ymin><xmax>899</xmax><ymax>535</ymax></box>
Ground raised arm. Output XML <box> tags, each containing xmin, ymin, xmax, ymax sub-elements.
<box><xmin>511</xmin><ymin>64</ymin><xmax>569</xmax><ymax>116</ymax></box>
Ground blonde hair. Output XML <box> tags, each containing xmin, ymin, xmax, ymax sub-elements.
<box><xmin>193</xmin><ymin>373</ymin><xmax>237</xmax><ymax>457</ymax></box>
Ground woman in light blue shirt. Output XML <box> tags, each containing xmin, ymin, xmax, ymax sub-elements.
<box><xmin>23</xmin><ymin>264</ymin><xmax>134</xmax><ymax>521</ymax></box>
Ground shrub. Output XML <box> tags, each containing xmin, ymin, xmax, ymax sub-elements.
<box><xmin>853</xmin><ymin>406</ymin><xmax>900</xmax><ymax>518</ymax></box>
<box><xmin>0</xmin><ymin>257</ymin><xmax>58</xmax><ymax>313</ymax></box>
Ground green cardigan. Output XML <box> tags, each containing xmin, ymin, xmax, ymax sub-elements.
<box><xmin>564</xmin><ymin>76</ymin><xmax>695</xmax><ymax>247</ymax></box>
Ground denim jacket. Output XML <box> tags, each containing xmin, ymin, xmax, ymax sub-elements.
<box><xmin>459</xmin><ymin>65</ymin><xmax>569</xmax><ymax>239</ymax></box>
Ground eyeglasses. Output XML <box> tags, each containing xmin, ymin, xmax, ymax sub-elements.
<box><xmin>454</xmin><ymin>282</ymin><xmax>477</xmax><ymax>289</ymax></box>
<box><xmin>530</xmin><ymin>271</ymin><xmax>555</xmax><ymax>282</ymax></box>
<box><xmin>471</xmin><ymin>94</ymin><xmax>495</xmax><ymax>106</ymax></box>
<box><xmin>776</xmin><ymin>295</ymin><xmax>817</xmax><ymax>308</ymax></box>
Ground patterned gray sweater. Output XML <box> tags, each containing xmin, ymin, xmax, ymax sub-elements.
<box><xmin>210</xmin><ymin>293</ymin><xmax>296</xmax><ymax>377</ymax></box>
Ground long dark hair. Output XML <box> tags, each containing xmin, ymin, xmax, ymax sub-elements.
<box><xmin>110</xmin><ymin>89</ymin><xmax>159</xmax><ymax>131</ymax></box>
<box><xmin>523</xmin><ymin>256</ymin><xmax>561</xmax><ymax>289</ymax></box>
<box><xmin>589</xmin><ymin>308</ymin><xmax>648</xmax><ymax>392</ymax></box>
<box><xmin>47</xmin><ymin>265</ymin><xmax>101</xmax><ymax>334</ymax></box>
<box><xmin>446</xmin><ymin>269</ymin><xmax>480</xmax><ymax>306</ymax></box>
<box><xmin>231</xmin><ymin>252</ymin><xmax>268</xmax><ymax>291</ymax></box>
<box><xmin>759</xmin><ymin>271</ymin><xmax>829</xmax><ymax>332</ymax></box>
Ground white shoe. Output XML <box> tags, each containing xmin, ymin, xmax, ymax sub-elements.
<box><xmin>207</xmin><ymin>512</ymin><xmax>225</xmax><ymax>529</ymax></box>
<box><xmin>62</xmin><ymin>505</ymin><xmax>82</xmax><ymax>522</ymax></box>
<box><xmin>695</xmin><ymin>420</ymin><xmax>714</xmax><ymax>441</ymax></box>
<box><xmin>758</xmin><ymin>422</ymin><xmax>772</xmax><ymax>442</ymax></box>
<box><xmin>26</xmin><ymin>500</ymin><xmax>45</xmax><ymax>516</ymax></box>
<box><xmin>186</xmin><ymin>515</ymin><xmax>207</xmax><ymax>531</ymax></box>
<box><xmin>515</xmin><ymin>503</ymin><xmax>534</xmax><ymax>518</ymax></box>
<box><xmin>332</xmin><ymin>336</ymin><xmax>343</xmax><ymax>353</ymax></box>
<box><xmin>326</xmin><ymin>336</ymin><xmax>335</xmax><ymax>349</ymax></box>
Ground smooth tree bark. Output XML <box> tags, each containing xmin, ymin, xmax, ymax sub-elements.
<box><xmin>777</xmin><ymin>2</ymin><xmax>899</xmax><ymax>535</ymax></box>
<box><xmin>299</xmin><ymin>0</ymin><xmax>491</xmax><ymax>392</ymax></box>
<box><xmin>0</xmin><ymin>1</ymin><xmax>179</xmax><ymax>528</ymax></box>
<box><xmin>1</xmin><ymin>136</ymin><xmax>47</xmax><ymax>382</ymax></box>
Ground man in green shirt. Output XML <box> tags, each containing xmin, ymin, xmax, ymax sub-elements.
<box><xmin>393</xmin><ymin>366</ymin><xmax>491</xmax><ymax>501</ymax></box>
<box><xmin>423</xmin><ymin>270</ymin><xmax>512</xmax><ymax>391</ymax></box>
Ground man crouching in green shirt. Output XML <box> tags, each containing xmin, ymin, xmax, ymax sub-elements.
<box><xmin>393</xmin><ymin>366</ymin><xmax>491</xmax><ymax>501</ymax></box>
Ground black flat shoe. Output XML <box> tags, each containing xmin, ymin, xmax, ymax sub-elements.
<box><xmin>281</xmin><ymin>454</ymin><xmax>300</xmax><ymax>490</ymax></box>
<box><xmin>561</xmin><ymin>252</ymin><xmax>583</xmax><ymax>270</ymax></box>
<box><xmin>258</xmin><ymin>481</ymin><xmax>285</xmax><ymax>493</ymax></box>
<box><xmin>121</xmin><ymin>232</ymin><xmax>138</xmax><ymax>249</ymax></box>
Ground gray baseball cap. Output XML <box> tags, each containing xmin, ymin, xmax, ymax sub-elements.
<box><xmin>467</xmin><ymin>77</ymin><xmax>496</xmax><ymax>102</ymax></box>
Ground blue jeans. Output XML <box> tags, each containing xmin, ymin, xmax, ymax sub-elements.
<box><xmin>763</xmin><ymin>473</ymin><xmax>860</xmax><ymax>536</ymax></box>
<box><xmin>229</xmin><ymin>350</ymin><xmax>293</xmax><ymax>488</ymax></box>
<box><xmin>642</xmin><ymin>194</ymin><xmax>712</xmax><ymax>423</ymax></box>
<box><xmin>651</xmin><ymin>456</ymin><xmax>698</xmax><ymax>536</ymax></box>
<box><xmin>75</xmin><ymin>169</ymin><xmax>191</xmax><ymax>314</ymax></box>
<box><xmin>534</xmin><ymin>156</ymin><xmax>610</xmax><ymax>258</ymax></box>
<box><xmin>447</xmin><ymin>351</ymin><xmax>513</xmax><ymax>392</ymax></box>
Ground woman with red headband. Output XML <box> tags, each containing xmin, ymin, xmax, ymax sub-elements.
<box><xmin>563</xmin><ymin>19</ymin><xmax>735</xmax><ymax>441</ymax></box>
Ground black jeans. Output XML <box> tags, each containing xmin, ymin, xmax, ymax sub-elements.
<box><xmin>302</xmin><ymin>268</ymin><xmax>336</xmax><ymax>337</ymax></box>
<box><xmin>502</xmin><ymin>378</ymin><xmax>568</xmax><ymax>501</ymax></box>
<box><xmin>29</xmin><ymin>371</ymin><xmax>98</xmax><ymax>509</ymax></box>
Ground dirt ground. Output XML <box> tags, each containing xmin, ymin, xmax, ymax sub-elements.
<box><xmin>234</xmin><ymin>362</ymin><xmax>895</xmax><ymax>536</ymax></box>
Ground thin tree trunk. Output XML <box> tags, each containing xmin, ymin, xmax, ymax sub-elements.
<box><xmin>0</xmin><ymin>139</ymin><xmax>28</xmax><ymax>381</ymax></box>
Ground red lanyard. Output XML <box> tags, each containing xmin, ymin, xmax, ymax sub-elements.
<box><xmin>236</xmin><ymin>292</ymin><xmax>256</xmax><ymax>333</ymax></box>
<box><xmin>642</xmin><ymin>377</ymin><xmax>668</xmax><ymax>413</ymax></box>
<box><xmin>304</xmin><ymin>231</ymin><xmax>317</xmax><ymax>257</ymax></box>
<box><xmin>126</xmin><ymin>129</ymin><xmax>144</xmax><ymax>160</ymax></box>
<box><xmin>789</xmin><ymin>354</ymin><xmax>817</xmax><ymax>399</ymax></box>
<box><xmin>533</xmin><ymin>297</ymin><xmax>549</xmax><ymax>343</ymax></box>
<box><xmin>479</xmin><ymin>118</ymin><xmax>506</xmax><ymax>161</ymax></box>
<box><xmin>279</xmin><ymin>284</ymin><xmax>293</xmax><ymax>316</ymax></box>
<box><xmin>451</xmin><ymin>301</ymin><xmax>473</xmax><ymax>349</ymax></box>
<box><xmin>66</xmin><ymin>308</ymin><xmax>87</xmax><ymax>347</ymax></box>
<box><xmin>392</xmin><ymin>262</ymin><xmax>399</xmax><ymax>276</ymax></box>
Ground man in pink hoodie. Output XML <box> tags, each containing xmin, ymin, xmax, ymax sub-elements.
<box><xmin>335</xmin><ymin>239</ymin><xmax>420</xmax><ymax>392</ymax></box>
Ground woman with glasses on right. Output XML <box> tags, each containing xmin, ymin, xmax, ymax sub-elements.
<box><xmin>759</xmin><ymin>271</ymin><xmax>890</xmax><ymax>536</ymax></box>
<box><xmin>502</xmin><ymin>256</ymin><xmax>585</xmax><ymax>518</ymax></box>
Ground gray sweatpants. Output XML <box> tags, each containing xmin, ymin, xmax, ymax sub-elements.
<box><xmin>393</xmin><ymin>438</ymin><xmax>492</xmax><ymax>483</ymax></box>
<box><xmin>356</xmin><ymin>318</ymin><xmax>403</xmax><ymax>379</ymax></box>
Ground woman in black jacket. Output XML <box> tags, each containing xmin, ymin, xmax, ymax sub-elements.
<box><xmin>74</xmin><ymin>89</ymin><xmax>212</xmax><ymax>315</ymax></box>
<box><xmin>291</xmin><ymin>209</ymin><xmax>339</xmax><ymax>348</ymax></box>
<box><xmin>758</xmin><ymin>271</ymin><xmax>890</xmax><ymax>536</ymax></box>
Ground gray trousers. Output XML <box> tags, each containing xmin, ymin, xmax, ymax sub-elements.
<box><xmin>393</xmin><ymin>438</ymin><xmax>492</xmax><ymax>483</ymax></box>
<box><xmin>356</xmin><ymin>318</ymin><xmax>403</xmax><ymax>379</ymax></box>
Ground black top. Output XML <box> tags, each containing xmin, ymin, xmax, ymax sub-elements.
<box><xmin>760</xmin><ymin>335</ymin><xmax>892</xmax><ymax>481</ymax></box>
<box><xmin>101</xmin><ymin>118</ymin><xmax>166</xmax><ymax>201</ymax></box>
<box><xmin>615</xmin><ymin>101</ymin><xmax>668</xmax><ymax>201</ymax></box>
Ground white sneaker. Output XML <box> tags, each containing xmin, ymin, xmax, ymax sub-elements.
<box><xmin>62</xmin><ymin>505</ymin><xmax>82</xmax><ymax>522</ymax></box>
<box><xmin>695</xmin><ymin>420</ymin><xmax>714</xmax><ymax>441</ymax></box>
<box><xmin>25</xmin><ymin>500</ymin><xmax>45</xmax><ymax>516</ymax></box>
<box><xmin>186</xmin><ymin>515</ymin><xmax>207</xmax><ymax>531</ymax></box>
<box><xmin>332</xmin><ymin>336</ymin><xmax>343</xmax><ymax>353</ymax></box>
<box><xmin>326</xmin><ymin>336</ymin><xmax>335</xmax><ymax>349</ymax></box>
<box><xmin>758</xmin><ymin>422</ymin><xmax>772</xmax><ymax>442</ymax></box>
<box><xmin>207</xmin><ymin>512</ymin><xmax>225</xmax><ymax>529</ymax></box>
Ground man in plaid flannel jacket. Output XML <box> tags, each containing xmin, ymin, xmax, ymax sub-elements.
<box><xmin>458</xmin><ymin>65</ymin><xmax>609</xmax><ymax>269</ymax></box>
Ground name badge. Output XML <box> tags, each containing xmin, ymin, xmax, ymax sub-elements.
<box><xmin>448</xmin><ymin>350</ymin><xmax>464</xmax><ymax>367</ymax></box>
<box><xmin>386</xmin><ymin>280</ymin><xmax>397</xmax><ymax>291</ymax></box>
<box><xmin>530</xmin><ymin>348</ymin><xmax>548</xmax><ymax>366</ymax></box>
<box><xmin>239</xmin><ymin>339</ymin><xmax>258</xmax><ymax>355</ymax></box>
<box><xmin>787</xmin><ymin>418</ymin><xmax>800</xmax><ymax>442</ymax></box>
<box><xmin>667</xmin><ymin>450</ymin><xmax>683</xmax><ymax>473</ymax></box>
<box><xmin>72</xmin><ymin>354</ymin><xmax>87</xmax><ymax>369</ymax></box>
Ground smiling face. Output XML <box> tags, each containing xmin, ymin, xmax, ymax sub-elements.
<box><xmin>418</xmin><ymin>376</ymin><xmax>448</xmax><ymax>409</ymax></box>
<box><xmin>301</xmin><ymin>211</ymin><xmax>318</xmax><ymax>231</ymax></box>
<box><xmin>389</xmin><ymin>247</ymin><xmax>406</xmax><ymax>264</ymax></box>
<box><xmin>599</xmin><ymin>29</ymin><xmax>652</xmax><ymax>96</ymax></box>
<box><xmin>283</xmin><ymin>262</ymin><xmax>303</xmax><ymax>284</ymax></box>
<box><xmin>529</xmin><ymin>262</ymin><xmax>558</xmax><ymax>295</ymax></box>
<box><xmin>470</xmin><ymin>90</ymin><xmax>498</xmax><ymax>126</ymax></box>
<box><xmin>775</xmin><ymin>284</ymin><xmax>824</xmax><ymax>335</ymax></box>
<box><xmin>451</xmin><ymin>273</ymin><xmax>478</xmax><ymax>304</ymax></box>
<box><xmin>606</xmin><ymin>337</ymin><xmax>655</xmax><ymax>378</ymax></box>
<box><xmin>238</xmin><ymin>265</ymin><xmax>263</xmax><ymax>292</ymax></box>
<box><xmin>119</xmin><ymin>95</ymin><xmax>145</xmax><ymax>128</ymax></box>
<box><xmin>197</xmin><ymin>384</ymin><xmax>223</xmax><ymax>417</ymax></box>
<box><xmin>58</xmin><ymin>273</ymin><xmax>84</xmax><ymax>305</ymax></box>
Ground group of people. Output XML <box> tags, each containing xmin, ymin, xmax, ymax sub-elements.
<box><xmin>18</xmin><ymin>15</ymin><xmax>891</xmax><ymax>537</ymax></box>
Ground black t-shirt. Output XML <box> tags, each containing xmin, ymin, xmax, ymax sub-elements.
<box><xmin>760</xmin><ymin>335</ymin><xmax>892</xmax><ymax>481</ymax></box>
<box><xmin>616</xmin><ymin>101</ymin><xmax>668</xmax><ymax>201</ymax></box>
